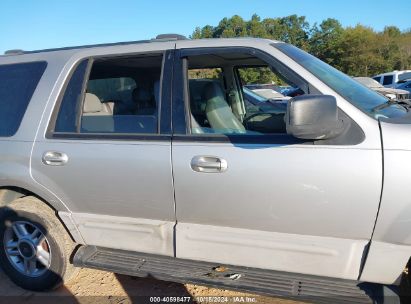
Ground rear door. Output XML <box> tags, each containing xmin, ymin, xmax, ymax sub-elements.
<box><xmin>171</xmin><ymin>46</ymin><xmax>382</xmax><ymax>280</ymax></box>
<box><xmin>31</xmin><ymin>48</ymin><xmax>176</xmax><ymax>256</ymax></box>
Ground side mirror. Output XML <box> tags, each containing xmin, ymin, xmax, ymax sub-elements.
<box><xmin>285</xmin><ymin>95</ymin><xmax>343</xmax><ymax>140</ymax></box>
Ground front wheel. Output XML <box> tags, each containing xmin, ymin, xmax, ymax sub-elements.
<box><xmin>0</xmin><ymin>196</ymin><xmax>78</xmax><ymax>291</ymax></box>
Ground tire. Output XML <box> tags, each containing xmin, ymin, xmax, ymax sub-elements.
<box><xmin>0</xmin><ymin>196</ymin><xmax>78</xmax><ymax>291</ymax></box>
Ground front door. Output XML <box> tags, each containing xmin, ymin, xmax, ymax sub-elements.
<box><xmin>171</xmin><ymin>46</ymin><xmax>382</xmax><ymax>280</ymax></box>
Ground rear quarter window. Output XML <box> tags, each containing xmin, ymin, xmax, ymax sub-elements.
<box><xmin>0</xmin><ymin>61</ymin><xmax>47</xmax><ymax>137</ymax></box>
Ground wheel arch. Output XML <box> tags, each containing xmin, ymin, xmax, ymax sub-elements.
<box><xmin>0</xmin><ymin>185</ymin><xmax>83</xmax><ymax>244</ymax></box>
<box><xmin>0</xmin><ymin>181</ymin><xmax>69</xmax><ymax>212</ymax></box>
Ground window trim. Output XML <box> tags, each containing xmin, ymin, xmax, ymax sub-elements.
<box><xmin>173</xmin><ymin>133</ymin><xmax>307</xmax><ymax>144</ymax></box>
<box><xmin>51</xmin><ymin>132</ymin><xmax>171</xmax><ymax>141</ymax></box>
<box><xmin>46</xmin><ymin>50</ymin><xmax>172</xmax><ymax>140</ymax></box>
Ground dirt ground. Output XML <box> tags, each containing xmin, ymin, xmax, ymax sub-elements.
<box><xmin>0</xmin><ymin>266</ymin><xmax>303</xmax><ymax>304</ymax></box>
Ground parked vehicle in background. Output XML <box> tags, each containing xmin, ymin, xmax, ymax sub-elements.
<box><xmin>354</xmin><ymin>77</ymin><xmax>410</xmax><ymax>100</ymax></box>
<box><xmin>244</xmin><ymin>83</ymin><xmax>281</xmax><ymax>91</ymax></box>
<box><xmin>1</xmin><ymin>35</ymin><xmax>410</xmax><ymax>303</ymax></box>
<box><xmin>248</xmin><ymin>87</ymin><xmax>285</xmax><ymax>100</ymax></box>
<box><xmin>242</xmin><ymin>87</ymin><xmax>287</xmax><ymax>114</ymax></box>
<box><xmin>282</xmin><ymin>86</ymin><xmax>305</xmax><ymax>97</ymax></box>
<box><xmin>396</xmin><ymin>79</ymin><xmax>411</xmax><ymax>94</ymax></box>
<box><xmin>372</xmin><ymin>70</ymin><xmax>411</xmax><ymax>88</ymax></box>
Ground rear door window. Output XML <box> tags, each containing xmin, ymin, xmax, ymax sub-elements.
<box><xmin>0</xmin><ymin>61</ymin><xmax>47</xmax><ymax>136</ymax></box>
<box><xmin>53</xmin><ymin>54</ymin><xmax>163</xmax><ymax>135</ymax></box>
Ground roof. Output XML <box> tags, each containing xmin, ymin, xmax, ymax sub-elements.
<box><xmin>2</xmin><ymin>35</ymin><xmax>278</xmax><ymax>57</ymax></box>
<box><xmin>2</xmin><ymin>34</ymin><xmax>187</xmax><ymax>56</ymax></box>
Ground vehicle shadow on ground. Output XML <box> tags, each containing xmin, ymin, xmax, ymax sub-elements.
<box><xmin>0</xmin><ymin>262</ymin><xmax>195</xmax><ymax>304</ymax></box>
<box><xmin>114</xmin><ymin>273</ymin><xmax>198</xmax><ymax>303</ymax></box>
<box><xmin>0</xmin><ymin>262</ymin><xmax>79</xmax><ymax>304</ymax></box>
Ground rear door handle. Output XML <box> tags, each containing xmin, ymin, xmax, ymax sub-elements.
<box><xmin>191</xmin><ymin>156</ymin><xmax>227</xmax><ymax>173</ymax></box>
<box><xmin>42</xmin><ymin>151</ymin><xmax>69</xmax><ymax>166</ymax></box>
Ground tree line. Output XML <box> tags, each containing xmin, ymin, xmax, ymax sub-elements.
<box><xmin>191</xmin><ymin>14</ymin><xmax>411</xmax><ymax>77</ymax></box>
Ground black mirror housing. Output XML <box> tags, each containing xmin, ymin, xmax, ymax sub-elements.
<box><xmin>285</xmin><ymin>95</ymin><xmax>343</xmax><ymax>140</ymax></box>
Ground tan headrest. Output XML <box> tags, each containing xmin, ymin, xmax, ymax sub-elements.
<box><xmin>83</xmin><ymin>93</ymin><xmax>103</xmax><ymax>113</ymax></box>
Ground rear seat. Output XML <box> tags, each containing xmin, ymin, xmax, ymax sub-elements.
<box><xmin>82</xmin><ymin>93</ymin><xmax>157</xmax><ymax>134</ymax></box>
<box><xmin>81</xmin><ymin>93</ymin><xmax>114</xmax><ymax>132</ymax></box>
<box><xmin>104</xmin><ymin>101</ymin><xmax>115</xmax><ymax>114</ymax></box>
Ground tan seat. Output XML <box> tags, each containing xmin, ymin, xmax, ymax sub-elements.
<box><xmin>105</xmin><ymin>102</ymin><xmax>114</xmax><ymax>114</ymax></box>
<box><xmin>82</xmin><ymin>93</ymin><xmax>114</xmax><ymax>132</ymax></box>
<box><xmin>203</xmin><ymin>82</ymin><xmax>246</xmax><ymax>134</ymax></box>
<box><xmin>83</xmin><ymin>93</ymin><xmax>111</xmax><ymax>116</ymax></box>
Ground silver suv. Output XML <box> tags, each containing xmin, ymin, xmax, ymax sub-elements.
<box><xmin>0</xmin><ymin>35</ymin><xmax>409</xmax><ymax>303</ymax></box>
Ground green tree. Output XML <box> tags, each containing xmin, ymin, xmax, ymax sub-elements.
<box><xmin>214</xmin><ymin>15</ymin><xmax>248</xmax><ymax>38</ymax></box>
<box><xmin>191</xmin><ymin>25</ymin><xmax>214</xmax><ymax>39</ymax></box>
<box><xmin>309</xmin><ymin>18</ymin><xmax>344</xmax><ymax>68</ymax></box>
<box><xmin>261</xmin><ymin>15</ymin><xmax>310</xmax><ymax>49</ymax></box>
<box><xmin>338</xmin><ymin>25</ymin><xmax>387</xmax><ymax>76</ymax></box>
<box><xmin>375</xmin><ymin>26</ymin><xmax>402</xmax><ymax>71</ymax></box>
<box><xmin>397</xmin><ymin>30</ymin><xmax>411</xmax><ymax>70</ymax></box>
<box><xmin>238</xmin><ymin>67</ymin><xmax>281</xmax><ymax>84</ymax></box>
<box><xmin>246</xmin><ymin>14</ymin><xmax>267</xmax><ymax>37</ymax></box>
<box><xmin>191</xmin><ymin>14</ymin><xmax>411</xmax><ymax>77</ymax></box>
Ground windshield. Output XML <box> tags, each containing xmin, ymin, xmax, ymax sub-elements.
<box><xmin>274</xmin><ymin>43</ymin><xmax>407</xmax><ymax>119</ymax></box>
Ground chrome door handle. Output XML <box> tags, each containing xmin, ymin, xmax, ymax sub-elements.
<box><xmin>191</xmin><ymin>156</ymin><xmax>227</xmax><ymax>173</ymax></box>
<box><xmin>42</xmin><ymin>151</ymin><xmax>68</xmax><ymax>166</ymax></box>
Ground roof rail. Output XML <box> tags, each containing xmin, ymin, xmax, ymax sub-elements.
<box><xmin>154</xmin><ymin>34</ymin><xmax>188</xmax><ymax>40</ymax></box>
<box><xmin>4</xmin><ymin>49</ymin><xmax>25</xmax><ymax>55</ymax></box>
<box><xmin>3</xmin><ymin>34</ymin><xmax>189</xmax><ymax>55</ymax></box>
